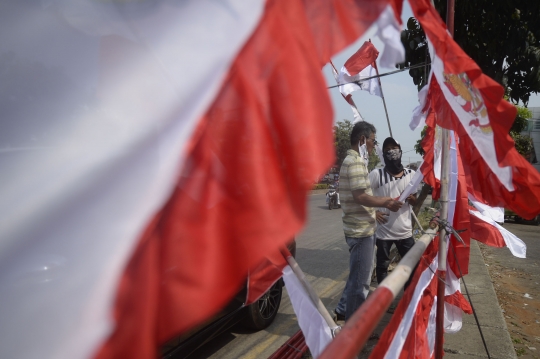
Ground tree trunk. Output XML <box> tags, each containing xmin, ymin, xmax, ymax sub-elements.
<box><xmin>413</xmin><ymin>183</ymin><xmax>431</xmax><ymax>215</ymax></box>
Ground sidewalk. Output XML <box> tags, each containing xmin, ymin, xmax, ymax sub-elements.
<box><xmin>355</xmin><ymin>240</ymin><xmax>516</xmax><ymax>358</ymax></box>
<box><xmin>443</xmin><ymin>240</ymin><xmax>516</xmax><ymax>358</ymax></box>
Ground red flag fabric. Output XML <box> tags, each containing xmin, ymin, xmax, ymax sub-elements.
<box><xmin>370</xmin><ymin>239</ymin><xmax>440</xmax><ymax>358</ymax></box>
<box><xmin>246</xmin><ymin>248</ymin><xmax>289</xmax><ymax>305</ymax></box>
<box><xmin>343</xmin><ymin>41</ymin><xmax>380</xmax><ymax>76</ymax></box>
<box><xmin>410</xmin><ymin>0</ymin><xmax>540</xmax><ymax>219</ymax></box>
<box><xmin>469</xmin><ymin>206</ymin><xmax>506</xmax><ymax>248</ymax></box>
<box><xmin>469</xmin><ymin>206</ymin><xmax>527</xmax><ymax>258</ymax></box>
<box><xmin>372</xmin><ymin>128</ymin><xmax>472</xmax><ymax>357</ymax></box>
<box><xmin>330</xmin><ymin>61</ymin><xmax>364</xmax><ymax>122</ymax></box>
<box><xmin>94</xmin><ymin>1</ymin><xmax>405</xmax><ymax>358</ymax></box>
<box><xmin>0</xmin><ymin>1</ymin><xmax>406</xmax><ymax>359</ymax></box>
<box><xmin>338</xmin><ymin>41</ymin><xmax>383</xmax><ymax>98</ymax></box>
<box><xmin>374</xmin><ymin>0</ymin><xmax>538</xmax><ymax>355</ymax></box>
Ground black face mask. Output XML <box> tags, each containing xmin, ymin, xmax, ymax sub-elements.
<box><xmin>384</xmin><ymin>148</ymin><xmax>403</xmax><ymax>175</ymax></box>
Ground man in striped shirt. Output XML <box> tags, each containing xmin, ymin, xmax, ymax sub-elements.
<box><xmin>335</xmin><ymin>122</ymin><xmax>403</xmax><ymax>321</ymax></box>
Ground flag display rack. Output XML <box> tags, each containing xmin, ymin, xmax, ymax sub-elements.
<box><xmin>317</xmin><ymin>226</ymin><xmax>440</xmax><ymax>359</ymax></box>
<box><xmin>283</xmin><ymin>251</ymin><xmax>340</xmax><ymax>334</ymax></box>
<box><xmin>435</xmin><ymin>2</ymin><xmax>455</xmax><ymax>357</ymax></box>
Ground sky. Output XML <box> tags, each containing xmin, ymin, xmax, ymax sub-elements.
<box><xmin>322</xmin><ymin>0</ymin><xmax>540</xmax><ymax>166</ymax></box>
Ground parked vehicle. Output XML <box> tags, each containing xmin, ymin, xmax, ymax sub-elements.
<box><xmin>327</xmin><ymin>185</ymin><xmax>339</xmax><ymax>210</ymax></box>
<box><xmin>504</xmin><ymin>209</ymin><xmax>540</xmax><ymax>225</ymax></box>
<box><xmin>161</xmin><ymin>240</ymin><xmax>296</xmax><ymax>358</ymax></box>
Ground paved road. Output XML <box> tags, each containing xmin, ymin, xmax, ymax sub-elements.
<box><xmin>190</xmin><ymin>193</ymin><xmax>436</xmax><ymax>358</ymax></box>
<box><xmin>191</xmin><ymin>193</ymin><xmax>349</xmax><ymax>358</ymax></box>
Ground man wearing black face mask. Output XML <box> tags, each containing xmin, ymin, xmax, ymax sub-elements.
<box><xmin>368</xmin><ymin>137</ymin><xmax>418</xmax><ymax>289</ymax></box>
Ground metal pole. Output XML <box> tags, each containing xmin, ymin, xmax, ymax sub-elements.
<box><xmin>435</xmin><ymin>1</ymin><xmax>455</xmax><ymax>357</ymax></box>
<box><xmin>374</xmin><ymin>65</ymin><xmax>393</xmax><ymax>137</ymax></box>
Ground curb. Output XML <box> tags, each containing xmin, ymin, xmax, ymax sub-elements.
<box><xmin>443</xmin><ymin>240</ymin><xmax>517</xmax><ymax>359</ymax></box>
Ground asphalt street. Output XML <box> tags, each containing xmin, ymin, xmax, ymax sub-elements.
<box><xmin>190</xmin><ymin>193</ymin><xmax>349</xmax><ymax>359</ymax></box>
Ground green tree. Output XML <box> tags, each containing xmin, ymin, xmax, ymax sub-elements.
<box><xmin>368</xmin><ymin>149</ymin><xmax>380</xmax><ymax>172</ymax></box>
<box><xmin>414</xmin><ymin>125</ymin><xmax>428</xmax><ymax>157</ymax></box>
<box><xmin>334</xmin><ymin>120</ymin><xmax>354</xmax><ymax>166</ymax></box>
<box><xmin>511</xmin><ymin>105</ymin><xmax>534</xmax><ymax>158</ymax></box>
<box><xmin>401</xmin><ymin>1</ymin><xmax>540</xmax><ymax>105</ymax></box>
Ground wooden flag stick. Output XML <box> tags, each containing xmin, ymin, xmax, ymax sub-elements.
<box><xmin>374</xmin><ymin>64</ymin><xmax>393</xmax><ymax>138</ymax></box>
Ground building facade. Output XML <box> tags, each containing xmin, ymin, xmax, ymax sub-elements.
<box><xmin>525</xmin><ymin>107</ymin><xmax>540</xmax><ymax>173</ymax></box>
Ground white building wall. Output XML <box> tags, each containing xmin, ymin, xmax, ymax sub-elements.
<box><xmin>525</xmin><ymin>107</ymin><xmax>540</xmax><ymax>172</ymax></box>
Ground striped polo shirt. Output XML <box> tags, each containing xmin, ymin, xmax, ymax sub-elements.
<box><xmin>339</xmin><ymin>149</ymin><xmax>376</xmax><ymax>238</ymax></box>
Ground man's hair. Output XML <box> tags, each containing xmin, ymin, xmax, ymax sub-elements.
<box><xmin>350</xmin><ymin>121</ymin><xmax>376</xmax><ymax>146</ymax></box>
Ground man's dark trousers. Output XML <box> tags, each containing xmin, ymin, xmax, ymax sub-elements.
<box><xmin>375</xmin><ymin>237</ymin><xmax>416</xmax><ymax>288</ymax></box>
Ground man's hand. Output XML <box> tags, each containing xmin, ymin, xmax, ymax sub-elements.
<box><xmin>376</xmin><ymin>210</ymin><xmax>389</xmax><ymax>224</ymax></box>
<box><xmin>384</xmin><ymin>198</ymin><xmax>403</xmax><ymax>212</ymax></box>
<box><xmin>406</xmin><ymin>194</ymin><xmax>417</xmax><ymax>206</ymax></box>
<box><xmin>352</xmin><ymin>189</ymin><xmax>404</xmax><ymax>210</ymax></box>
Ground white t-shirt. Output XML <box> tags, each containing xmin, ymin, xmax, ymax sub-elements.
<box><xmin>368</xmin><ymin>168</ymin><xmax>418</xmax><ymax>240</ymax></box>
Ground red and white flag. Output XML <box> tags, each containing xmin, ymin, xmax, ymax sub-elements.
<box><xmin>372</xmin><ymin>0</ymin><xmax>540</xmax><ymax>355</ymax></box>
<box><xmin>372</xmin><ymin>130</ymin><xmax>472</xmax><ymax>357</ymax></box>
<box><xmin>469</xmin><ymin>206</ymin><xmax>527</xmax><ymax>258</ymax></box>
<box><xmin>282</xmin><ymin>266</ymin><xmax>333</xmax><ymax>358</ymax></box>
<box><xmin>338</xmin><ymin>41</ymin><xmax>382</xmax><ymax>98</ymax></box>
<box><xmin>331</xmin><ymin>63</ymin><xmax>364</xmax><ymax>123</ymax></box>
<box><xmin>409</xmin><ymin>0</ymin><xmax>540</xmax><ymax>219</ymax></box>
<box><xmin>0</xmin><ymin>1</ymin><xmax>406</xmax><ymax>359</ymax></box>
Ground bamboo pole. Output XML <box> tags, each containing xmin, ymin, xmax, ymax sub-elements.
<box><xmin>318</xmin><ymin>227</ymin><xmax>439</xmax><ymax>359</ymax></box>
<box><xmin>434</xmin><ymin>128</ymin><xmax>450</xmax><ymax>359</ymax></box>
<box><xmin>284</xmin><ymin>254</ymin><xmax>339</xmax><ymax>333</ymax></box>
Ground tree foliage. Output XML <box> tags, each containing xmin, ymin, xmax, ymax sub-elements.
<box><xmin>334</xmin><ymin>120</ymin><xmax>354</xmax><ymax>166</ymax></box>
<box><xmin>511</xmin><ymin>105</ymin><xmax>534</xmax><ymax>157</ymax></box>
<box><xmin>400</xmin><ymin>1</ymin><xmax>540</xmax><ymax>105</ymax></box>
<box><xmin>414</xmin><ymin>125</ymin><xmax>428</xmax><ymax>157</ymax></box>
<box><xmin>403</xmin><ymin>2</ymin><xmax>540</xmax><ymax>160</ymax></box>
<box><xmin>368</xmin><ymin>149</ymin><xmax>380</xmax><ymax>172</ymax></box>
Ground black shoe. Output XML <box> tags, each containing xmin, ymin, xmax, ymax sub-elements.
<box><xmin>334</xmin><ymin>310</ymin><xmax>346</xmax><ymax>321</ymax></box>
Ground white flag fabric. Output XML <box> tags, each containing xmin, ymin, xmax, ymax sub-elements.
<box><xmin>0</xmin><ymin>2</ymin><xmax>266</xmax><ymax>359</ymax></box>
<box><xmin>282</xmin><ymin>266</ymin><xmax>333</xmax><ymax>359</ymax></box>
<box><xmin>428</xmin><ymin>41</ymin><xmax>514</xmax><ymax>190</ymax></box>
<box><xmin>0</xmin><ymin>0</ymin><xmax>409</xmax><ymax>358</ymax></box>
<box><xmin>375</xmin><ymin>5</ymin><xmax>406</xmax><ymax>68</ymax></box>
<box><xmin>398</xmin><ymin>167</ymin><xmax>424</xmax><ymax>202</ymax></box>
<box><xmin>469</xmin><ymin>210</ymin><xmax>527</xmax><ymax>258</ymax></box>
<box><xmin>468</xmin><ymin>193</ymin><xmax>505</xmax><ymax>223</ymax></box>
<box><xmin>331</xmin><ymin>65</ymin><xmax>364</xmax><ymax>123</ymax></box>
<box><xmin>339</xmin><ymin>64</ymin><xmax>382</xmax><ymax>98</ymax></box>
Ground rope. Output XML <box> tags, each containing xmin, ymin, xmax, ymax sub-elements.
<box><xmin>448</xmin><ymin>242</ymin><xmax>491</xmax><ymax>359</ymax></box>
<box><xmin>326</xmin><ymin>62</ymin><xmax>431</xmax><ymax>90</ymax></box>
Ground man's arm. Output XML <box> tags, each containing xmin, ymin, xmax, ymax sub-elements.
<box><xmin>352</xmin><ymin>189</ymin><xmax>403</xmax><ymax>212</ymax></box>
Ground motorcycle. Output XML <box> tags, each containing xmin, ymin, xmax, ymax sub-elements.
<box><xmin>326</xmin><ymin>185</ymin><xmax>339</xmax><ymax>210</ymax></box>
